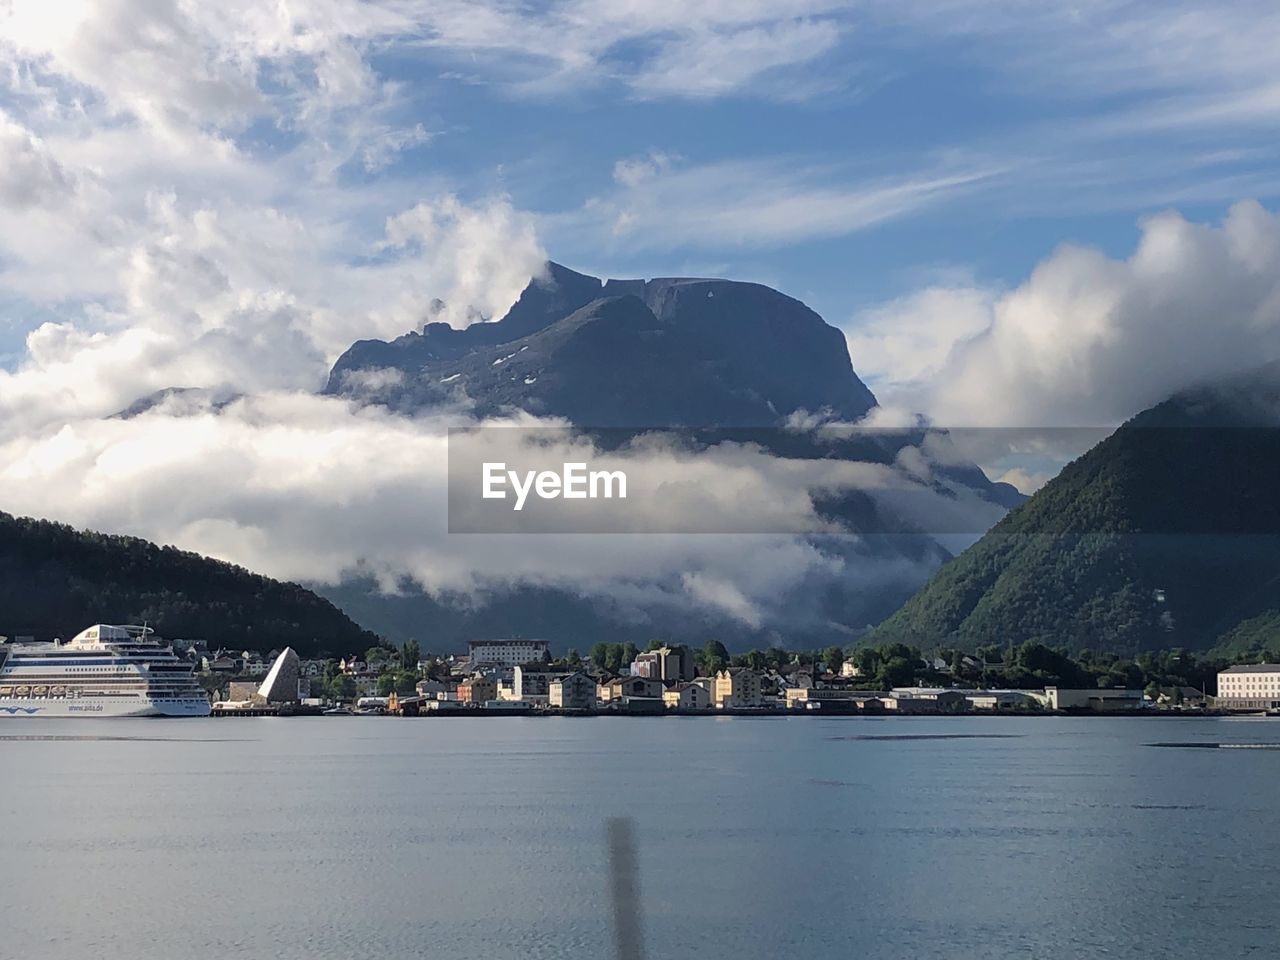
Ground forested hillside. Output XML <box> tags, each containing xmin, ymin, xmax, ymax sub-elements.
<box><xmin>0</xmin><ymin>511</ymin><xmax>379</xmax><ymax>655</ymax></box>
<box><xmin>872</xmin><ymin>368</ymin><xmax>1280</xmax><ymax>654</ymax></box>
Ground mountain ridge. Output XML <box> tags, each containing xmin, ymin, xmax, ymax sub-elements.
<box><xmin>870</xmin><ymin>366</ymin><xmax>1280</xmax><ymax>654</ymax></box>
<box><xmin>314</xmin><ymin>261</ymin><xmax>1023</xmax><ymax>648</ymax></box>
<box><xmin>326</xmin><ymin>261</ymin><xmax>878</xmax><ymax>426</ymax></box>
<box><xmin>0</xmin><ymin>510</ymin><xmax>379</xmax><ymax>656</ymax></box>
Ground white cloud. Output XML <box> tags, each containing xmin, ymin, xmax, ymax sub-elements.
<box><xmin>869</xmin><ymin>0</ymin><xmax>1280</xmax><ymax>125</ymax></box>
<box><xmin>0</xmin><ymin>178</ymin><xmax>546</xmax><ymax>439</ymax></box>
<box><xmin>0</xmin><ymin>110</ymin><xmax>76</xmax><ymax>210</ymax></box>
<box><xmin>993</xmin><ymin>467</ymin><xmax>1053</xmax><ymax>495</ymax></box>
<box><xmin>845</xmin><ymin>285</ymin><xmax>996</xmax><ymax>388</ymax></box>
<box><xmin>0</xmin><ymin>392</ymin><xmax>1007</xmax><ymax>630</ymax></box>
<box><xmin>612</xmin><ymin>151</ymin><xmax>674</xmax><ymax>188</ymax></box>
<box><xmin>404</xmin><ymin>0</ymin><xmax>857</xmax><ymax>99</ymax></box>
<box><xmin>629</xmin><ymin>18</ymin><xmax>843</xmax><ymax>100</ymax></box>
<box><xmin>847</xmin><ymin>201</ymin><xmax>1280</xmax><ymax>427</ymax></box>
<box><xmin>361</xmin><ymin>123</ymin><xmax>432</xmax><ymax>172</ymax></box>
<box><xmin>578</xmin><ymin>155</ymin><xmax>999</xmax><ymax>251</ymax></box>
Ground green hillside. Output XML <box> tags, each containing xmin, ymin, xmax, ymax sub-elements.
<box><xmin>872</xmin><ymin>370</ymin><xmax>1280</xmax><ymax>654</ymax></box>
<box><xmin>0</xmin><ymin>511</ymin><xmax>379</xmax><ymax>655</ymax></box>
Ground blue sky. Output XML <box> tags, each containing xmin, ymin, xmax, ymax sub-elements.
<box><xmin>337</xmin><ymin>0</ymin><xmax>1280</xmax><ymax>327</ymax></box>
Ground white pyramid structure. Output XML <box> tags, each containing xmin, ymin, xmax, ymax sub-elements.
<box><xmin>257</xmin><ymin>647</ymin><xmax>301</xmax><ymax>703</ymax></box>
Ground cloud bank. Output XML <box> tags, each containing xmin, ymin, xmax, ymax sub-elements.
<box><xmin>848</xmin><ymin>201</ymin><xmax>1280</xmax><ymax>428</ymax></box>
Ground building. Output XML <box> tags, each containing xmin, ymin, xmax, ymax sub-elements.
<box><xmin>458</xmin><ymin>676</ymin><xmax>497</xmax><ymax>704</ymax></box>
<box><xmin>1216</xmin><ymin>664</ymin><xmax>1280</xmax><ymax>710</ymax></box>
<box><xmin>510</xmin><ymin>664</ymin><xmax>560</xmax><ymax>705</ymax></box>
<box><xmin>415</xmin><ymin>678</ymin><xmax>451</xmax><ymax>699</ymax></box>
<box><xmin>468</xmin><ymin>639</ymin><xmax>551</xmax><ymax>667</ymax></box>
<box><xmin>219</xmin><ymin>649</ymin><xmax>303</xmax><ymax>706</ymax></box>
<box><xmin>204</xmin><ymin>656</ymin><xmax>240</xmax><ymax>675</ymax></box>
<box><xmin>773</xmin><ymin>691</ymin><xmax>896</xmax><ymax>716</ymax></box>
<box><xmin>549</xmin><ymin>672</ymin><xmax>596</xmax><ymax>711</ymax></box>
<box><xmin>896</xmin><ymin>690</ymin><xmax>969</xmax><ymax>713</ymax></box>
<box><xmin>690</xmin><ymin>676</ymin><xmax>715</xmax><ymax>696</ymax></box>
<box><xmin>1042</xmin><ymin>687</ymin><xmax>1144</xmax><ymax>711</ymax></box>
<box><xmin>630</xmin><ymin>646</ymin><xmax>695</xmax><ymax>682</ymax></box>
<box><xmin>663</xmin><ymin>683</ymin><xmax>711</xmax><ymax>711</ymax></box>
<box><xmin>599</xmin><ymin>676</ymin><xmax>663</xmax><ymax>702</ymax></box>
<box><xmin>786</xmin><ymin>687</ymin><xmax>870</xmax><ymax>710</ymax></box>
<box><xmin>258</xmin><ymin>648</ymin><xmax>302</xmax><ymax>703</ymax></box>
<box><xmin>226</xmin><ymin>680</ymin><xmax>260</xmax><ymax>702</ymax></box>
<box><xmin>714</xmin><ymin>668</ymin><xmax>765</xmax><ymax>709</ymax></box>
<box><xmin>955</xmin><ymin>689</ymin><xmax>1041</xmax><ymax>710</ymax></box>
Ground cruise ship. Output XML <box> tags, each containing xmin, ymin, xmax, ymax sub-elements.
<box><xmin>0</xmin><ymin>624</ymin><xmax>211</xmax><ymax>717</ymax></box>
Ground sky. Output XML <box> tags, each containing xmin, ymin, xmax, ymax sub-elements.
<box><xmin>1</xmin><ymin>0</ymin><xmax>1280</xmax><ymax>631</ymax></box>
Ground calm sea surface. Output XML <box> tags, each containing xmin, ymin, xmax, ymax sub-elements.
<box><xmin>3</xmin><ymin>714</ymin><xmax>1279</xmax><ymax>959</ymax></box>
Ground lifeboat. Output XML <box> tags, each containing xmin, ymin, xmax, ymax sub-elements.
<box><xmin>32</xmin><ymin>685</ymin><xmax>48</xmax><ymax>697</ymax></box>
<box><xmin>50</xmin><ymin>686</ymin><xmax>66</xmax><ymax>697</ymax></box>
<box><xmin>0</xmin><ymin>686</ymin><xmax>11</xmax><ymax>697</ymax></box>
<box><xmin>15</xmin><ymin>685</ymin><xmax>30</xmax><ymax>697</ymax></box>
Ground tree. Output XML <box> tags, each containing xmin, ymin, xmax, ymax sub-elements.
<box><xmin>328</xmin><ymin>673</ymin><xmax>357</xmax><ymax>702</ymax></box>
<box><xmin>401</xmin><ymin>638</ymin><xmax>421</xmax><ymax>671</ymax></box>
<box><xmin>565</xmin><ymin>647</ymin><xmax>581</xmax><ymax>665</ymax></box>
<box><xmin>703</xmin><ymin>639</ymin><xmax>730</xmax><ymax>673</ymax></box>
<box><xmin>377</xmin><ymin>668</ymin><xmax>419</xmax><ymax>697</ymax></box>
<box><xmin>590</xmin><ymin>642</ymin><xmax>610</xmax><ymax>669</ymax></box>
<box><xmin>602</xmin><ymin>643</ymin><xmax>624</xmax><ymax>673</ymax></box>
<box><xmin>875</xmin><ymin>656</ymin><xmax>916</xmax><ymax>689</ymax></box>
<box><xmin>823</xmin><ymin>645</ymin><xmax>845</xmax><ymax>673</ymax></box>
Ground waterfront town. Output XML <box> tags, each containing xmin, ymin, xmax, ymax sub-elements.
<box><xmin>188</xmin><ymin>636</ymin><xmax>1280</xmax><ymax>718</ymax></box>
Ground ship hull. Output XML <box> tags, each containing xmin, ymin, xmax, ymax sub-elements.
<box><xmin>0</xmin><ymin>697</ymin><xmax>211</xmax><ymax>718</ymax></box>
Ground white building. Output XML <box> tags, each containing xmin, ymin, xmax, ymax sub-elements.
<box><xmin>1217</xmin><ymin>664</ymin><xmax>1280</xmax><ymax>710</ymax></box>
<box><xmin>1041</xmin><ymin>686</ymin><xmax>1143</xmax><ymax>711</ymax></box>
<box><xmin>257</xmin><ymin>648</ymin><xmax>301</xmax><ymax>704</ymax></box>
<box><xmin>468</xmin><ymin>639</ymin><xmax>551</xmax><ymax>667</ymax></box>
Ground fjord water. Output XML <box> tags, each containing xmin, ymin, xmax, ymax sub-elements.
<box><xmin>3</xmin><ymin>716</ymin><xmax>1279</xmax><ymax>960</ymax></box>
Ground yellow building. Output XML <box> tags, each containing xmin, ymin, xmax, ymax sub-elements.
<box><xmin>458</xmin><ymin>676</ymin><xmax>497</xmax><ymax>704</ymax></box>
<box><xmin>714</xmin><ymin>668</ymin><xmax>765</xmax><ymax>708</ymax></box>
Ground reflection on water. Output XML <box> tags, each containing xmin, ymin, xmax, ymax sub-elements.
<box><xmin>0</xmin><ymin>742</ymin><xmax>245</xmax><ymax>747</ymax></box>
<box><xmin>4</xmin><ymin>715</ymin><xmax>1280</xmax><ymax>960</ymax></box>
